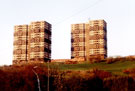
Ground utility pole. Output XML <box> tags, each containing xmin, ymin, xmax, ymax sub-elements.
<box><xmin>47</xmin><ymin>61</ymin><xmax>50</xmax><ymax>91</ymax></box>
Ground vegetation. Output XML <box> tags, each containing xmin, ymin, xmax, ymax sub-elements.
<box><xmin>0</xmin><ymin>57</ymin><xmax>135</xmax><ymax>90</ymax></box>
<box><xmin>48</xmin><ymin>61</ymin><xmax>135</xmax><ymax>76</ymax></box>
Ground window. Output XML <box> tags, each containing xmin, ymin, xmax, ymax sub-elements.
<box><xmin>90</xmin><ymin>40</ymin><xmax>94</xmax><ymax>44</ymax></box>
<box><xmin>35</xmin><ymin>37</ymin><xmax>40</xmax><ymax>43</ymax></box>
<box><xmin>17</xmin><ymin>31</ymin><xmax>23</xmax><ymax>36</ymax></box>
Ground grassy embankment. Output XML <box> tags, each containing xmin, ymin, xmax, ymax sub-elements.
<box><xmin>0</xmin><ymin>60</ymin><xmax>135</xmax><ymax>90</ymax></box>
<box><xmin>47</xmin><ymin>61</ymin><xmax>135</xmax><ymax>76</ymax></box>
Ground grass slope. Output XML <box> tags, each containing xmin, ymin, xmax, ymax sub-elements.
<box><xmin>48</xmin><ymin>61</ymin><xmax>135</xmax><ymax>76</ymax></box>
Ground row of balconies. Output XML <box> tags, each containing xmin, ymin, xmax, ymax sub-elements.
<box><xmin>14</xmin><ymin>40</ymin><xmax>27</xmax><ymax>45</ymax></box>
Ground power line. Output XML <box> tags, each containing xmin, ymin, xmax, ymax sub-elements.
<box><xmin>53</xmin><ymin>0</ymin><xmax>104</xmax><ymax>27</ymax></box>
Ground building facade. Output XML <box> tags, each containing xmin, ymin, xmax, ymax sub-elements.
<box><xmin>13</xmin><ymin>21</ymin><xmax>51</xmax><ymax>64</ymax></box>
<box><xmin>71</xmin><ymin>23</ymin><xmax>86</xmax><ymax>60</ymax></box>
<box><xmin>71</xmin><ymin>20</ymin><xmax>107</xmax><ymax>61</ymax></box>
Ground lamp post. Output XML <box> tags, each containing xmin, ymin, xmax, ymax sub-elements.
<box><xmin>32</xmin><ymin>66</ymin><xmax>41</xmax><ymax>91</ymax></box>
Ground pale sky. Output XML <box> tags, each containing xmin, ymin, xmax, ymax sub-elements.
<box><xmin>0</xmin><ymin>0</ymin><xmax>134</xmax><ymax>65</ymax></box>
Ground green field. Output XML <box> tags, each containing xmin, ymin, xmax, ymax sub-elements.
<box><xmin>47</xmin><ymin>61</ymin><xmax>135</xmax><ymax>76</ymax></box>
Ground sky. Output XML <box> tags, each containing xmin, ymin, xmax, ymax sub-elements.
<box><xmin>0</xmin><ymin>0</ymin><xmax>134</xmax><ymax>65</ymax></box>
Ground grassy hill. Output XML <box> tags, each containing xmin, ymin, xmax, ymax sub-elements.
<box><xmin>48</xmin><ymin>61</ymin><xmax>135</xmax><ymax>76</ymax></box>
<box><xmin>0</xmin><ymin>60</ymin><xmax>135</xmax><ymax>90</ymax></box>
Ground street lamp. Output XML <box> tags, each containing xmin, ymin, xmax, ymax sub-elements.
<box><xmin>32</xmin><ymin>66</ymin><xmax>41</xmax><ymax>91</ymax></box>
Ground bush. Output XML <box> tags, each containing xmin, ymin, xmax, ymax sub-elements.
<box><xmin>104</xmin><ymin>76</ymin><xmax>129</xmax><ymax>91</ymax></box>
<box><xmin>0</xmin><ymin>63</ymin><xmax>135</xmax><ymax>91</ymax></box>
<box><xmin>106</xmin><ymin>57</ymin><xmax>135</xmax><ymax>64</ymax></box>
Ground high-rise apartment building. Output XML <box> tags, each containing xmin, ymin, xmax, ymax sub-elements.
<box><xmin>28</xmin><ymin>21</ymin><xmax>51</xmax><ymax>61</ymax></box>
<box><xmin>71</xmin><ymin>20</ymin><xmax>107</xmax><ymax>61</ymax></box>
<box><xmin>13</xmin><ymin>21</ymin><xmax>51</xmax><ymax>64</ymax></box>
<box><xmin>13</xmin><ymin>25</ymin><xmax>28</xmax><ymax>64</ymax></box>
<box><xmin>71</xmin><ymin>23</ymin><xmax>86</xmax><ymax>59</ymax></box>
